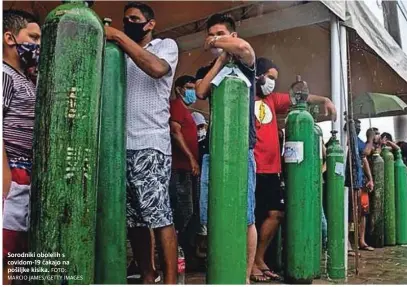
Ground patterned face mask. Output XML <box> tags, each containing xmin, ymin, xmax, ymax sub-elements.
<box><xmin>12</xmin><ymin>36</ymin><xmax>40</xmax><ymax>68</ymax></box>
<box><xmin>16</xmin><ymin>42</ymin><xmax>40</xmax><ymax>68</ymax></box>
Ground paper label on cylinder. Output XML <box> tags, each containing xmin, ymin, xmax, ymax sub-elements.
<box><xmin>284</xmin><ymin>141</ymin><xmax>304</xmax><ymax>163</ymax></box>
<box><xmin>335</xmin><ymin>162</ymin><xmax>344</xmax><ymax>177</ymax></box>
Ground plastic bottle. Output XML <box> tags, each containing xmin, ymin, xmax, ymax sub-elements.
<box><xmin>177</xmin><ymin>245</ymin><xmax>185</xmax><ymax>284</ymax></box>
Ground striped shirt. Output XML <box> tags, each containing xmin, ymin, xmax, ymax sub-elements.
<box><xmin>2</xmin><ymin>62</ymin><xmax>36</xmax><ymax>160</ymax></box>
<box><xmin>126</xmin><ymin>38</ymin><xmax>179</xmax><ymax>155</ymax></box>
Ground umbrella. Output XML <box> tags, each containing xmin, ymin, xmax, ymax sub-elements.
<box><xmin>352</xmin><ymin>93</ymin><xmax>407</xmax><ymax>123</ymax></box>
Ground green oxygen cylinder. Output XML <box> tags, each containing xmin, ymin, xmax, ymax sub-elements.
<box><xmin>283</xmin><ymin>76</ymin><xmax>316</xmax><ymax>284</ymax></box>
<box><xmin>207</xmin><ymin>65</ymin><xmax>249</xmax><ymax>284</ymax></box>
<box><xmin>381</xmin><ymin>146</ymin><xmax>396</xmax><ymax>246</ymax></box>
<box><xmin>325</xmin><ymin>131</ymin><xmax>345</xmax><ymax>280</ymax></box>
<box><xmin>311</xmin><ymin>107</ymin><xmax>322</xmax><ymax>279</ymax></box>
<box><xmin>29</xmin><ymin>1</ymin><xmax>104</xmax><ymax>284</ymax></box>
<box><xmin>394</xmin><ymin>149</ymin><xmax>407</xmax><ymax>245</ymax></box>
<box><xmin>366</xmin><ymin>149</ymin><xmax>385</xmax><ymax>248</ymax></box>
<box><xmin>94</xmin><ymin>18</ymin><xmax>127</xmax><ymax>284</ymax></box>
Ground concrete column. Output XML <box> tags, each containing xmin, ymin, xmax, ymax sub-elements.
<box><xmin>331</xmin><ymin>14</ymin><xmax>341</xmax><ymax>134</ymax></box>
<box><xmin>394</xmin><ymin>115</ymin><xmax>407</xmax><ymax>141</ymax></box>
<box><xmin>339</xmin><ymin>23</ymin><xmax>349</xmax><ymax>278</ymax></box>
<box><xmin>383</xmin><ymin>0</ymin><xmax>405</xmax><ymax>143</ymax></box>
<box><xmin>339</xmin><ymin>24</ymin><xmax>348</xmax><ymax>149</ymax></box>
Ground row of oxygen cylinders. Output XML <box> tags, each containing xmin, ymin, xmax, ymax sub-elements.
<box><xmin>27</xmin><ymin>1</ymin><xmax>407</xmax><ymax>285</ymax></box>
<box><xmin>282</xmin><ymin>113</ymin><xmax>407</xmax><ymax>284</ymax></box>
<box><xmin>368</xmin><ymin>147</ymin><xmax>407</xmax><ymax>248</ymax></box>
<box><xmin>279</xmin><ymin>77</ymin><xmax>407</xmax><ymax>283</ymax></box>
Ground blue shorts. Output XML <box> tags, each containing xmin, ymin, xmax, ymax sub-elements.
<box><xmin>199</xmin><ymin>149</ymin><xmax>256</xmax><ymax>226</ymax></box>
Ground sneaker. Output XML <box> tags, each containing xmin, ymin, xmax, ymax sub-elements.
<box><xmin>127</xmin><ymin>260</ymin><xmax>141</xmax><ymax>279</ymax></box>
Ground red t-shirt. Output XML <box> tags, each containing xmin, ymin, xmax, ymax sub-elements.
<box><xmin>254</xmin><ymin>92</ymin><xmax>291</xmax><ymax>174</ymax></box>
<box><xmin>169</xmin><ymin>98</ymin><xmax>199</xmax><ymax>171</ymax></box>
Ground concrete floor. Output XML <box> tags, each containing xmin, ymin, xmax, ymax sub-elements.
<box><xmin>184</xmin><ymin>245</ymin><xmax>407</xmax><ymax>284</ymax></box>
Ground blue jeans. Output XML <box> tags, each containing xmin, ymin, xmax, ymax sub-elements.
<box><xmin>199</xmin><ymin>149</ymin><xmax>256</xmax><ymax>226</ymax></box>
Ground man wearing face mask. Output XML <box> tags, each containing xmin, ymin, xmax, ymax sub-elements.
<box><xmin>191</xmin><ymin>112</ymin><xmax>209</xmax><ymax>165</ymax></box>
<box><xmin>104</xmin><ymin>1</ymin><xmax>179</xmax><ymax>284</ymax></box>
<box><xmin>190</xmin><ymin>111</ymin><xmax>209</xmax><ymax>258</ymax></box>
<box><xmin>2</xmin><ymin>9</ymin><xmax>41</xmax><ymax>284</ymax></box>
<box><xmin>169</xmin><ymin>75</ymin><xmax>199</xmax><ymax>247</ymax></box>
<box><xmin>195</xmin><ymin>13</ymin><xmax>257</xmax><ymax>284</ymax></box>
<box><xmin>252</xmin><ymin>57</ymin><xmax>337</xmax><ymax>281</ymax></box>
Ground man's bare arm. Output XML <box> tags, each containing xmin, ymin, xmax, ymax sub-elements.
<box><xmin>208</xmin><ymin>36</ymin><xmax>255</xmax><ymax>67</ymax></box>
<box><xmin>3</xmin><ymin>144</ymin><xmax>11</xmax><ymax>198</ymax></box>
<box><xmin>195</xmin><ymin>53</ymin><xmax>229</xmax><ymax>100</ymax></box>
<box><xmin>106</xmin><ymin>27</ymin><xmax>171</xmax><ymax>79</ymax></box>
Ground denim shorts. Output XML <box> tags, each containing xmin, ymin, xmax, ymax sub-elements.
<box><xmin>199</xmin><ymin>149</ymin><xmax>256</xmax><ymax>226</ymax></box>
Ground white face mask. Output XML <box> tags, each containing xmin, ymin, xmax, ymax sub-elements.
<box><xmin>260</xmin><ymin>77</ymin><xmax>276</xmax><ymax>96</ymax></box>
<box><xmin>210</xmin><ymin>47</ymin><xmax>223</xmax><ymax>57</ymax></box>
<box><xmin>198</xmin><ymin>129</ymin><xmax>207</xmax><ymax>142</ymax></box>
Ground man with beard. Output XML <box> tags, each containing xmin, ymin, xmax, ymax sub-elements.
<box><xmin>104</xmin><ymin>2</ymin><xmax>179</xmax><ymax>284</ymax></box>
<box><xmin>252</xmin><ymin>57</ymin><xmax>336</xmax><ymax>281</ymax></box>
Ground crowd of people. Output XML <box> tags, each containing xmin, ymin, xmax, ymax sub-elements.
<box><xmin>2</xmin><ymin>2</ymin><xmax>406</xmax><ymax>285</ymax></box>
<box><xmin>343</xmin><ymin>121</ymin><xmax>404</xmax><ymax>256</ymax></box>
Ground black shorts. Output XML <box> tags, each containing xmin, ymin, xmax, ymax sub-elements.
<box><xmin>255</xmin><ymin>173</ymin><xmax>284</xmax><ymax>221</ymax></box>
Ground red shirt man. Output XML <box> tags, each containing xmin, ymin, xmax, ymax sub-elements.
<box><xmin>170</xmin><ymin>97</ymin><xmax>199</xmax><ymax>170</ymax></box>
<box><xmin>251</xmin><ymin>57</ymin><xmax>337</xmax><ymax>280</ymax></box>
<box><xmin>169</xmin><ymin>75</ymin><xmax>199</xmax><ymax>235</ymax></box>
<box><xmin>254</xmin><ymin>92</ymin><xmax>291</xmax><ymax>174</ymax></box>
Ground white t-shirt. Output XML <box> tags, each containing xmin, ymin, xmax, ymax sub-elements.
<box><xmin>126</xmin><ymin>38</ymin><xmax>179</xmax><ymax>155</ymax></box>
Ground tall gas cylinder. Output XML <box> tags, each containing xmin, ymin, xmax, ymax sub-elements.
<box><xmin>95</xmin><ymin>18</ymin><xmax>127</xmax><ymax>284</ymax></box>
<box><xmin>381</xmin><ymin>146</ymin><xmax>396</xmax><ymax>246</ymax></box>
<box><xmin>208</xmin><ymin>64</ymin><xmax>249</xmax><ymax>284</ymax></box>
<box><xmin>326</xmin><ymin>131</ymin><xmax>345</xmax><ymax>280</ymax></box>
<box><xmin>394</xmin><ymin>149</ymin><xmax>407</xmax><ymax>245</ymax></box>
<box><xmin>30</xmin><ymin>1</ymin><xmax>104</xmax><ymax>284</ymax></box>
<box><xmin>283</xmin><ymin>76</ymin><xmax>316</xmax><ymax>284</ymax></box>
<box><xmin>366</xmin><ymin>149</ymin><xmax>384</xmax><ymax>248</ymax></box>
<box><xmin>311</xmin><ymin>107</ymin><xmax>322</xmax><ymax>279</ymax></box>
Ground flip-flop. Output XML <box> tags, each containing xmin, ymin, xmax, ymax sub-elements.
<box><xmin>250</xmin><ymin>274</ymin><xmax>271</xmax><ymax>283</ymax></box>
<box><xmin>261</xmin><ymin>269</ymin><xmax>281</xmax><ymax>281</ymax></box>
<box><xmin>359</xmin><ymin>245</ymin><xmax>375</xmax><ymax>251</ymax></box>
<box><xmin>348</xmin><ymin>250</ymin><xmax>361</xmax><ymax>257</ymax></box>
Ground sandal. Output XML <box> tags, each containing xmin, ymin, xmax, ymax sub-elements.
<box><xmin>359</xmin><ymin>245</ymin><xmax>374</xmax><ymax>251</ymax></box>
<box><xmin>261</xmin><ymin>269</ymin><xmax>281</xmax><ymax>281</ymax></box>
<box><xmin>250</xmin><ymin>274</ymin><xmax>271</xmax><ymax>283</ymax></box>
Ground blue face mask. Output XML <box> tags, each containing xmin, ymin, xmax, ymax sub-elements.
<box><xmin>182</xmin><ymin>89</ymin><xmax>197</xmax><ymax>105</ymax></box>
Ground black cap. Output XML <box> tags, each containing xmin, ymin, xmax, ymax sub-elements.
<box><xmin>256</xmin><ymin>57</ymin><xmax>279</xmax><ymax>77</ymax></box>
<box><xmin>174</xmin><ymin>75</ymin><xmax>196</xmax><ymax>88</ymax></box>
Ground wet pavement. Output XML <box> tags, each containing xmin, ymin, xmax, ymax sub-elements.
<box><xmin>185</xmin><ymin>245</ymin><xmax>407</xmax><ymax>284</ymax></box>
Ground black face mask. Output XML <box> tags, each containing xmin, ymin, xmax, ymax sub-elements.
<box><xmin>123</xmin><ymin>17</ymin><xmax>150</xmax><ymax>43</ymax></box>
